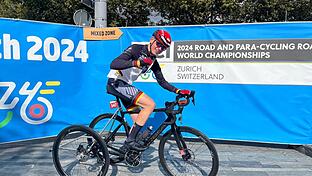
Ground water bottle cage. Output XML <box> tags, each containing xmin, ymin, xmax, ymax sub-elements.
<box><xmin>138</xmin><ymin>126</ymin><xmax>153</xmax><ymax>142</ymax></box>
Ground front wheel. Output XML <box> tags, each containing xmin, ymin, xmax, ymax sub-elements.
<box><xmin>52</xmin><ymin>125</ymin><xmax>110</xmax><ymax>176</ymax></box>
<box><xmin>159</xmin><ymin>126</ymin><xmax>219</xmax><ymax>176</ymax></box>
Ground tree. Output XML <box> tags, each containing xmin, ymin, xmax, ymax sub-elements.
<box><xmin>150</xmin><ymin>0</ymin><xmax>214</xmax><ymax>25</ymax></box>
<box><xmin>150</xmin><ymin>0</ymin><xmax>312</xmax><ymax>24</ymax></box>
<box><xmin>218</xmin><ymin>0</ymin><xmax>242</xmax><ymax>23</ymax></box>
<box><xmin>0</xmin><ymin>0</ymin><xmax>25</xmax><ymax>19</ymax></box>
<box><xmin>0</xmin><ymin>0</ymin><xmax>88</xmax><ymax>24</ymax></box>
<box><xmin>107</xmin><ymin>0</ymin><xmax>150</xmax><ymax>26</ymax></box>
<box><xmin>1</xmin><ymin>0</ymin><xmax>312</xmax><ymax>26</ymax></box>
<box><xmin>287</xmin><ymin>0</ymin><xmax>312</xmax><ymax>21</ymax></box>
<box><xmin>0</xmin><ymin>0</ymin><xmax>150</xmax><ymax>26</ymax></box>
<box><xmin>22</xmin><ymin>0</ymin><xmax>86</xmax><ymax>24</ymax></box>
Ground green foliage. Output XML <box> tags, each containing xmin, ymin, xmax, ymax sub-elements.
<box><xmin>22</xmin><ymin>0</ymin><xmax>85</xmax><ymax>24</ymax></box>
<box><xmin>107</xmin><ymin>0</ymin><xmax>150</xmax><ymax>26</ymax></box>
<box><xmin>0</xmin><ymin>0</ymin><xmax>312</xmax><ymax>26</ymax></box>
<box><xmin>150</xmin><ymin>0</ymin><xmax>215</xmax><ymax>25</ymax></box>
<box><xmin>0</xmin><ymin>0</ymin><xmax>85</xmax><ymax>24</ymax></box>
<box><xmin>0</xmin><ymin>0</ymin><xmax>25</xmax><ymax>18</ymax></box>
<box><xmin>151</xmin><ymin>0</ymin><xmax>312</xmax><ymax>25</ymax></box>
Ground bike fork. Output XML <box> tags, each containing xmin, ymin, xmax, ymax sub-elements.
<box><xmin>171</xmin><ymin>124</ymin><xmax>190</xmax><ymax>160</ymax></box>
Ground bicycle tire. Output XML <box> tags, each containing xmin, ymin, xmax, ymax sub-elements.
<box><xmin>52</xmin><ymin>125</ymin><xmax>110</xmax><ymax>176</ymax></box>
<box><xmin>159</xmin><ymin>126</ymin><xmax>219</xmax><ymax>176</ymax></box>
<box><xmin>89</xmin><ymin>113</ymin><xmax>130</xmax><ymax>142</ymax></box>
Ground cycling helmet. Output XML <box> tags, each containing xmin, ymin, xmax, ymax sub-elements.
<box><xmin>152</xmin><ymin>29</ymin><xmax>171</xmax><ymax>48</ymax></box>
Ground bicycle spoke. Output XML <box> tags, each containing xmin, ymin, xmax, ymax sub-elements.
<box><xmin>58</xmin><ymin>147</ymin><xmax>78</xmax><ymax>152</ymax></box>
<box><xmin>59</xmin><ymin>134</ymin><xmax>91</xmax><ymax>148</ymax></box>
<box><xmin>160</xmin><ymin>127</ymin><xmax>218</xmax><ymax>176</ymax></box>
<box><xmin>89</xmin><ymin>113</ymin><xmax>129</xmax><ymax>165</ymax></box>
<box><xmin>192</xmin><ymin>144</ymin><xmax>206</xmax><ymax>154</ymax></box>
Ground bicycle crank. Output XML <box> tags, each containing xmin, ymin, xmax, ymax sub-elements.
<box><xmin>125</xmin><ymin>150</ymin><xmax>142</xmax><ymax>167</ymax></box>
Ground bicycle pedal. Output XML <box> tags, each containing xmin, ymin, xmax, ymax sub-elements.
<box><xmin>125</xmin><ymin>150</ymin><xmax>142</xmax><ymax>167</ymax></box>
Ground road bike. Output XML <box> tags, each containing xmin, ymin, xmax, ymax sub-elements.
<box><xmin>52</xmin><ymin>90</ymin><xmax>219</xmax><ymax>175</ymax></box>
<box><xmin>89</xmin><ymin>90</ymin><xmax>219</xmax><ymax>175</ymax></box>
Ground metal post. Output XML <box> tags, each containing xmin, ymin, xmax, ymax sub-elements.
<box><xmin>95</xmin><ymin>0</ymin><xmax>107</xmax><ymax>27</ymax></box>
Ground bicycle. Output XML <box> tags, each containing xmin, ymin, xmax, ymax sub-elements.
<box><xmin>89</xmin><ymin>90</ymin><xmax>219</xmax><ymax>175</ymax></box>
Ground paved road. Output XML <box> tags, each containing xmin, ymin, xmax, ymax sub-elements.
<box><xmin>0</xmin><ymin>138</ymin><xmax>312</xmax><ymax>176</ymax></box>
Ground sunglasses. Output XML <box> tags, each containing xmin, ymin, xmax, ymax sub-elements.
<box><xmin>155</xmin><ymin>41</ymin><xmax>167</xmax><ymax>51</ymax></box>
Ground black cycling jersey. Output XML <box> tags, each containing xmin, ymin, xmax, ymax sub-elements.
<box><xmin>107</xmin><ymin>44</ymin><xmax>178</xmax><ymax>93</ymax></box>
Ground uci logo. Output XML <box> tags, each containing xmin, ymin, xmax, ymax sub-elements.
<box><xmin>140</xmin><ymin>64</ymin><xmax>166</xmax><ymax>81</ymax></box>
<box><xmin>0</xmin><ymin>81</ymin><xmax>60</xmax><ymax>128</ymax></box>
<box><xmin>140</xmin><ymin>69</ymin><xmax>156</xmax><ymax>80</ymax></box>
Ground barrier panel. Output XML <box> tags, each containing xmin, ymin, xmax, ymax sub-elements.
<box><xmin>0</xmin><ymin>18</ymin><xmax>311</xmax><ymax>144</ymax></box>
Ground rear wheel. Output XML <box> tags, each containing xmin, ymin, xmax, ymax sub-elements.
<box><xmin>159</xmin><ymin>126</ymin><xmax>219</xmax><ymax>176</ymax></box>
<box><xmin>52</xmin><ymin>125</ymin><xmax>110</xmax><ymax>176</ymax></box>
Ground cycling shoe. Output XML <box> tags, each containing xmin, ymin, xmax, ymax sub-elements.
<box><xmin>119</xmin><ymin>141</ymin><xmax>147</xmax><ymax>154</ymax></box>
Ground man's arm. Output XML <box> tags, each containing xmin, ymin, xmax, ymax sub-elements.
<box><xmin>151</xmin><ymin>60</ymin><xmax>179</xmax><ymax>93</ymax></box>
<box><xmin>110</xmin><ymin>46</ymin><xmax>136</xmax><ymax>69</ymax></box>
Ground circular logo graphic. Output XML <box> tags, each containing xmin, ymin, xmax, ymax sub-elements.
<box><xmin>141</xmin><ymin>73</ymin><xmax>150</xmax><ymax>80</ymax></box>
<box><xmin>29</xmin><ymin>104</ymin><xmax>45</xmax><ymax>119</ymax></box>
<box><xmin>20</xmin><ymin>97</ymin><xmax>53</xmax><ymax>125</ymax></box>
<box><xmin>0</xmin><ymin>111</ymin><xmax>13</xmax><ymax>128</ymax></box>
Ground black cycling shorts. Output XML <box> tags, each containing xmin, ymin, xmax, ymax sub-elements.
<box><xmin>107</xmin><ymin>78</ymin><xmax>143</xmax><ymax>112</ymax></box>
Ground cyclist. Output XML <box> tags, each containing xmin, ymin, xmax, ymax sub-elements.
<box><xmin>106</xmin><ymin>29</ymin><xmax>191</xmax><ymax>153</ymax></box>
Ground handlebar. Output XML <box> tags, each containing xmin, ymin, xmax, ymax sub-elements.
<box><xmin>165</xmin><ymin>90</ymin><xmax>195</xmax><ymax>115</ymax></box>
<box><xmin>176</xmin><ymin>90</ymin><xmax>195</xmax><ymax>106</ymax></box>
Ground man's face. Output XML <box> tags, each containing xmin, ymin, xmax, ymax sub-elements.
<box><xmin>150</xmin><ymin>38</ymin><xmax>168</xmax><ymax>55</ymax></box>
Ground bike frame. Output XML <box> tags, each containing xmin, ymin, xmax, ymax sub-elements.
<box><xmin>106</xmin><ymin>96</ymin><xmax>189</xmax><ymax>156</ymax></box>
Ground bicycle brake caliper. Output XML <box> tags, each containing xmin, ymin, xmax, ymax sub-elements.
<box><xmin>179</xmin><ymin>149</ymin><xmax>185</xmax><ymax>156</ymax></box>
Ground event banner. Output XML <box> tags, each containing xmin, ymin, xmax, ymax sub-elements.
<box><xmin>137</xmin><ymin>39</ymin><xmax>312</xmax><ymax>85</ymax></box>
<box><xmin>0</xmin><ymin>18</ymin><xmax>312</xmax><ymax>144</ymax></box>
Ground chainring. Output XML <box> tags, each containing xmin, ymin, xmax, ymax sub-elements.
<box><xmin>125</xmin><ymin>150</ymin><xmax>142</xmax><ymax>167</ymax></box>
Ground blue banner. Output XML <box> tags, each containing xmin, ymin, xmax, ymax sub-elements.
<box><xmin>0</xmin><ymin>18</ymin><xmax>312</xmax><ymax>145</ymax></box>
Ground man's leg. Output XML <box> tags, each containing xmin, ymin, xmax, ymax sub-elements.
<box><xmin>122</xmin><ymin>93</ymin><xmax>155</xmax><ymax>151</ymax></box>
<box><xmin>130</xmin><ymin>113</ymin><xmax>139</xmax><ymax>122</ymax></box>
<box><xmin>135</xmin><ymin>93</ymin><xmax>155</xmax><ymax>126</ymax></box>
